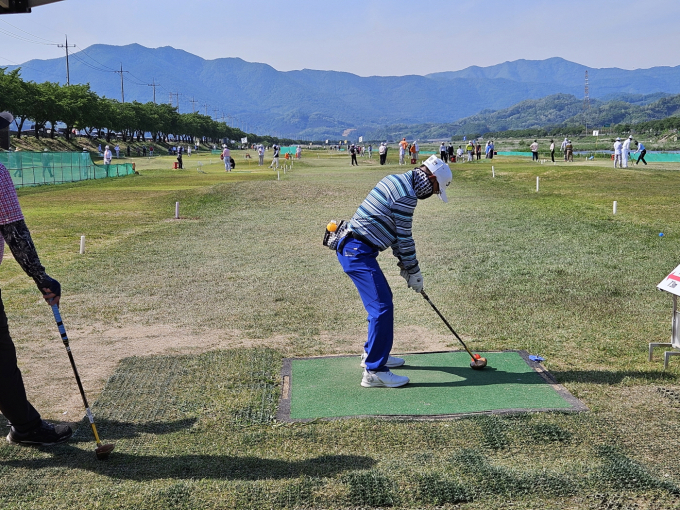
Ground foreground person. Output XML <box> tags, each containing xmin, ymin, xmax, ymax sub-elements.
<box><xmin>328</xmin><ymin>156</ymin><xmax>452</xmax><ymax>388</ymax></box>
<box><xmin>0</xmin><ymin>158</ymin><xmax>71</xmax><ymax>446</ymax></box>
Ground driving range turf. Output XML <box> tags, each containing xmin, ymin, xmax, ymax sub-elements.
<box><xmin>1</xmin><ymin>149</ymin><xmax>680</xmax><ymax>509</ymax></box>
<box><xmin>282</xmin><ymin>351</ymin><xmax>584</xmax><ymax>420</ymax></box>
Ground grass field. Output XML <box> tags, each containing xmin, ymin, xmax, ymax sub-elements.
<box><xmin>1</xmin><ymin>150</ymin><xmax>680</xmax><ymax>509</ymax></box>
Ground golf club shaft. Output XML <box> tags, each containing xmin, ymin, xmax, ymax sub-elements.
<box><xmin>51</xmin><ymin>305</ymin><xmax>103</xmax><ymax>447</ymax></box>
<box><xmin>420</xmin><ymin>291</ymin><xmax>476</xmax><ymax>359</ymax></box>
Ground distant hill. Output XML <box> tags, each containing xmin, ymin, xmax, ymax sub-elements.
<box><xmin>363</xmin><ymin>93</ymin><xmax>680</xmax><ymax>140</ymax></box>
<box><xmin>7</xmin><ymin>46</ymin><xmax>680</xmax><ymax>140</ymax></box>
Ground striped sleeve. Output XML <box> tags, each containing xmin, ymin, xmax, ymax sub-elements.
<box><xmin>349</xmin><ymin>171</ymin><xmax>420</xmax><ymax>272</ymax></box>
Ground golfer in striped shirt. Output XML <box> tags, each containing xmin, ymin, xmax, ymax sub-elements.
<box><xmin>337</xmin><ymin>156</ymin><xmax>452</xmax><ymax>388</ymax></box>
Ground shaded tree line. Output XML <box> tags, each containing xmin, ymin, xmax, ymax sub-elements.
<box><xmin>0</xmin><ymin>68</ymin><xmax>300</xmax><ymax>146</ymax></box>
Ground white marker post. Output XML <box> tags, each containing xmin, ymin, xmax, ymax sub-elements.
<box><xmin>492</xmin><ymin>166</ymin><xmax>495</xmax><ymax>178</ymax></box>
<box><xmin>277</xmin><ymin>170</ymin><xmax>280</xmax><ymax>181</ymax></box>
<box><xmin>536</xmin><ymin>176</ymin><xmax>540</xmax><ymax>192</ymax></box>
<box><xmin>613</xmin><ymin>201</ymin><xmax>617</xmax><ymax>215</ymax></box>
<box><xmin>79</xmin><ymin>236</ymin><xmax>85</xmax><ymax>254</ymax></box>
<box><xmin>175</xmin><ymin>202</ymin><xmax>179</xmax><ymax>219</ymax></box>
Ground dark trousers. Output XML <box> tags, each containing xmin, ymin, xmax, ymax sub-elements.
<box><xmin>532</xmin><ymin>151</ymin><xmax>538</xmax><ymax>161</ymax></box>
<box><xmin>551</xmin><ymin>150</ymin><xmax>555</xmax><ymax>162</ymax></box>
<box><xmin>351</xmin><ymin>154</ymin><xmax>358</xmax><ymax>166</ymax></box>
<box><xmin>379</xmin><ymin>153</ymin><xmax>386</xmax><ymax>165</ymax></box>
<box><xmin>440</xmin><ymin>151</ymin><xmax>447</xmax><ymax>162</ymax></box>
<box><xmin>636</xmin><ymin>150</ymin><xmax>647</xmax><ymax>165</ymax></box>
<box><xmin>0</xmin><ymin>291</ymin><xmax>42</xmax><ymax>433</ymax></box>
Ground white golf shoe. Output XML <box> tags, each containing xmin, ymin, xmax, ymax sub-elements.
<box><xmin>360</xmin><ymin>352</ymin><xmax>405</xmax><ymax>368</ymax></box>
<box><xmin>361</xmin><ymin>369</ymin><xmax>410</xmax><ymax>388</ymax></box>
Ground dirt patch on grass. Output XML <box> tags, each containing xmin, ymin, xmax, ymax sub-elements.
<box><xmin>17</xmin><ymin>324</ymin><xmax>292</xmax><ymax>423</ymax></box>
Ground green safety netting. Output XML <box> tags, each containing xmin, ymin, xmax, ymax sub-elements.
<box><xmin>0</xmin><ymin>152</ymin><xmax>135</xmax><ymax>188</ymax></box>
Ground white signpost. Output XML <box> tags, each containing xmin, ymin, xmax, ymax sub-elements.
<box><xmin>650</xmin><ymin>264</ymin><xmax>680</xmax><ymax>368</ymax></box>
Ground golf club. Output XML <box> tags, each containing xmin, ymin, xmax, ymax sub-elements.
<box><xmin>51</xmin><ymin>305</ymin><xmax>115</xmax><ymax>460</ymax></box>
<box><xmin>420</xmin><ymin>291</ymin><xmax>488</xmax><ymax>370</ymax></box>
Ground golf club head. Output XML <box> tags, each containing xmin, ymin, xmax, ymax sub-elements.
<box><xmin>470</xmin><ymin>358</ymin><xmax>488</xmax><ymax>370</ymax></box>
<box><xmin>95</xmin><ymin>443</ymin><xmax>115</xmax><ymax>460</ymax></box>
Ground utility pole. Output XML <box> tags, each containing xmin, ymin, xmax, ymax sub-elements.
<box><xmin>114</xmin><ymin>63</ymin><xmax>128</xmax><ymax>103</ymax></box>
<box><xmin>57</xmin><ymin>35</ymin><xmax>75</xmax><ymax>86</ymax></box>
<box><xmin>583</xmin><ymin>70</ymin><xmax>591</xmax><ymax>134</ymax></box>
<box><xmin>190</xmin><ymin>97</ymin><xmax>198</xmax><ymax>113</ymax></box>
<box><xmin>148</xmin><ymin>78</ymin><xmax>159</xmax><ymax>104</ymax></box>
<box><xmin>168</xmin><ymin>93</ymin><xmax>181</xmax><ymax>111</ymax></box>
<box><xmin>213</xmin><ymin>108</ymin><xmax>219</xmax><ymax>120</ymax></box>
<box><xmin>203</xmin><ymin>104</ymin><xmax>209</xmax><ymax>116</ymax></box>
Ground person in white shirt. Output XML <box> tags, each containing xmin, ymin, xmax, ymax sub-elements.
<box><xmin>114</xmin><ymin>144</ymin><xmax>120</xmax><ymax>158</ymax></box>
<box><xmin>257</xmin><ymin>145</ymin><xmax>265</xmax><ymax>166</ymax></box>
<box><xmin>530</xmin><ymin>140</ymin><xmax>539</xmax><ymax>161</ymax></box>
<box><xmin>549</xmin><ymin>139</ymin><xmax>555</xmax><ymax>162</ymax></box>
<box><xmin>221</xmin><ymin>144</ymin><xmax>231</xmax><ymax>172</ymax></box>
<box><xmin>456</xmin><ymin>146</ymin><xmax>464</xmax><ymax>162</ymax></box>
<box><xmin>613</xmin><ymin>137</ymin><xmax>623</xmax><ymax>168</ymax></box>
<box><xmin>560</xmin><ymin>137</ymin><xmax>568</xmax><ymax>161</ymax></box>
<box><xmin>621</xmin><ymin>136</ymin><xmax>633</xmax><ymax>168</ymax></box>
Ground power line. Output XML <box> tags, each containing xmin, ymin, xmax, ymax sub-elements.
<box><xmin>73</xmin><ymin>46</ymin><xmax>117</xmax><ymax>72</ymax></box>
<box><xmin>0</xmin><ymin>18</ymin><xmax>58</xmax><ymax>44</ymax></box>
<box><xmin>0</xmin><ymin>26</ymin><xmax>58</xmax><ymax>45</ymax></box>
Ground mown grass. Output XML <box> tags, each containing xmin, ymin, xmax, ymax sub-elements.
<box><xmin>1</xmin><ymin>153</ymin><xmax>680</xmax><ymax>508</ymax></box>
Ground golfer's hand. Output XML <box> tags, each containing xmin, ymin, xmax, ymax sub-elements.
<box><xmin>407</xmin><ymin>271</ymin><xmax>424</xmax><ymax>293</ymax></box>
<box><xmin>41</xmin><ymin>288</ymin><xmax>60</xmax><ymax>306</ymax></box>
<box><xmin>36</xmin><ymin>275</ymin><xmax>61</xmax><ymax>306</ymax></box>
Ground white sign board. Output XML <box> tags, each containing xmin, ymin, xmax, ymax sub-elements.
<box><xmin>241</xmin><ymin>137</ymin><xmax>248</xmax><ymax>144</ymax></box>
<box><xmin>359</xmin><ymin>136</ymin><xmax>363</xmax><ymax>143</ymax></box>
<box><xmin>658</xmin><ymin>264</ymin><xmax>680</xmax><ymax>297</ymax></box>
<box><xmin>593</xmin><ymin>130</ymin><xmax>599</xmax><ymax>137</ymax></box>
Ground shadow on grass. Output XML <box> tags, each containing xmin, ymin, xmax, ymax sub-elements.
<box><xmin>0</xmin><ymin>448</ymin><xmax>375</xmax><ymax>481</ymax></box>
<box><xmin>402</xmin><ymin>365</ymin><xmax>553</xmax><ymax>389</ymax></box>
<box><xmin>552</xmin><ymin>370</ymin><xmax>679</xmax><ymax>385</ymax></box>
<box><xmin>70</xmin><ymin>418</ymin><xmax>198</xmax><ymax>441</ymax></box>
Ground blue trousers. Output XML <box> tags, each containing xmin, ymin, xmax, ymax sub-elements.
<box><xmin>337</xmin><ymin>238</ymin><xmax>393</xmax><ymax>371</ymax></box>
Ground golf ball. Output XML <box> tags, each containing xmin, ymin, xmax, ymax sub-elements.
<box><xmin>327</xmin><ymin>222</ymin><xmax>337</xmax><ymax>232</ymax></box>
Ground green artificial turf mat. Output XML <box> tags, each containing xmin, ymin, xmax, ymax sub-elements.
<box><xmin>281</xmin><ymin>351</ymin><xmax>585</xmax><ymax>420</ymax></box>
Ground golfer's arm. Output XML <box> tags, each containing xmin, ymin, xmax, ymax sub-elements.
<box><xmin>0</xmin><ymin>220</ymin><xmax>49</xmax><ymax>283</ymax></box>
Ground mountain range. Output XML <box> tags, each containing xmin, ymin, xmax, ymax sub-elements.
<box><xmin>7</xmin><ymin>44</ymin><xmax>680</xmax><ymax>140</ymax></box>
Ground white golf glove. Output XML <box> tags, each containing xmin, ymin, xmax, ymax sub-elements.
<box><xmin>407</xmin><ymin>270</ymin><xmax>424</xmax><ymax>293</ymax></box>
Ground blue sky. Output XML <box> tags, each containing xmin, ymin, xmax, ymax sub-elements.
<box><xmin>1</xmin><ymin>0</ymin><xmax>679</xmax><ymax>76</ymax></box>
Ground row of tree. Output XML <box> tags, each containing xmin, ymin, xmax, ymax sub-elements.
<box><xmin>0</xmin><ymin>68</ymin><xmax>300</xmax><ymax>146</ymax></box>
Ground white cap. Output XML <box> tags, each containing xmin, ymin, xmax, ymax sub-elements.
<box><xmin>422</xmin><ymin>155</ymin><xmax>453</xmax><ymax>203</ymax></box>
<box><xmin>105</xmin><ymin>145</ymin><xmax>110</xmax><ymax>149</ymax></box>
<box><xmin>616</xmin><ymin>137</ymin><xmax>621</xmax><ymax>141</ymax></box>
<box><xmin>629</xmin><ymin>135</ymin><xmax>633</xmax><ymax>139</ymax></box>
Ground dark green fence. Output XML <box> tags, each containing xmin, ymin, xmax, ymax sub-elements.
<box><xmin>0</xmin><ymin>152</ymin><xmax>135</xmax><ymax>188</ymax></box>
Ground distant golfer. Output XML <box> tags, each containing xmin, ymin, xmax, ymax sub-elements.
<box><xmin>258</xmin><ymin>145</ymin><xmax>265</xmax><ymax>166</ymax></box>
<box><xmin>634</xmin><ymin>140</ymin><xmax>647</xmax><ymax>165</ymax></box>
<box><xmin>530</xmin><ymin>140</ymin><xmax>539</xmax><ymax>161</ymax></box>
<box><xmin>222</xmin><ymin>144</ymin><xmax>231</xmax><ymax>172</ymax></box>
<box><xmin>0</xmin><ymin>161</ymin><xmax>71</xmax><ymax>447</ymax></box>
<box><xmin>613</xmin><ymin>137</ymin><xmax>623</xmax><ymax>168</ymax></box>
<box><xmin>622</xmin><ymin>136</ymin><xmax>632</xmax><ymax>168</ymax></box>
<box><xmin>269</xmin><ymin>144</ymin><xmax>280</xmax><ymax>169</ymax></box>
<box><xmin>335</xmin><ymin>156</ymin><xmax>452</xmax><ymax>388</ymax></box>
